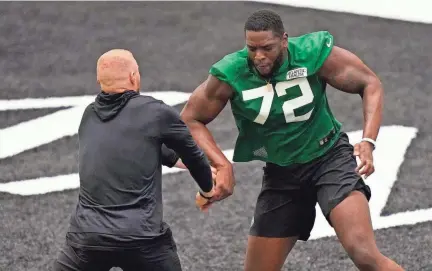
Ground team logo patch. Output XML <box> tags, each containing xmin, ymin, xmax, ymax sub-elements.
<box><xmin>286</xmin><ymin>67</ymin><xmax>308</xmax><ymax>80</ymax></box>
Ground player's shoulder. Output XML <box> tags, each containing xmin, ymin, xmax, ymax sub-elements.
<box><xmin>209</xmin><ymin>47</ymin><xmax>250</xmax><ymax>84</ymax></box>
<box><xmin>288</xmin><ymin>31</ymin><xmax>334</xmax><ymax>74</ymax></box>
<box><xmin>212</xmin><ymin>47</ymin><xmax>249</xmax><ymax>69</ymax></box>
<box><xmin>289</xmin><ymin>30</ymin><xmax>332</xmax><ymax>45</ymax></box>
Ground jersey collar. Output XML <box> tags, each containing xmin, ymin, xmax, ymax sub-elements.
<box><xmin>273</xmin><ymin>49</ymin><xmax>290</xmax><ymax>77</ymax></box>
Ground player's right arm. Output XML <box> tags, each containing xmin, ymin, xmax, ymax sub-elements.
<box><xmin>180</xmin><ymin>74</ymin><xmax>235</xmax><ymax>201</ymax></box>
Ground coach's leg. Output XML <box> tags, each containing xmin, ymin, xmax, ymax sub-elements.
<box><xmin>329</xmin><ymin>190</ymin><xmax>403</xmax><ymax>271</ymax></box>
<box><xmin>244</xmin><ymin>236</ymin><xmax>297</xmax><ymax>271</ymax></box>
<box><xmin>53</xmin><ymin>243</ymin><xmax>112</xmax><ymax>271</ymax></box>
<box><xmin>121</xmin><ymin>228</ymin><xmax>182</xmax><ymax>271</ymax></box>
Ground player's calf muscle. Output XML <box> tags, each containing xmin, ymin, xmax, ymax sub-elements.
<box><xmin>244</xmin><ymin>236</ymin><xmax>297</xmax><ymax>271</ymax></box>
<box><xmin>330</xmin><ymin>192</ymin><xmax>403</xmax><ymax>271</ymax></box>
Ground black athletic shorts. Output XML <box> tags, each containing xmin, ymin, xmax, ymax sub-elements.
<box><xmin>53</xmin><ymin>228</ymin><xmax>182</xmax><ymax>271</ymax></box>
<box><xmin>249</xmin><ymin>132</ymin><xmax>371</xmax><ymax>241</ymax></box>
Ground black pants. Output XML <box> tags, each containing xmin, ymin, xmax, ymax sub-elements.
<box><xmin>249</xmin><ymin>132</ymin><xmax>372</xmax><ymax>241</ymax></box>
<box><xmin>54</xmin><ymin>230</ymin><xmax>182</xmax><ymax>271</ymax></box>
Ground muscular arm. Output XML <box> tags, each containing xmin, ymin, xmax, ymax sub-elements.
<box><xmin>319</xmin><ymin>46</ymin><xmax>383</xmax><ymax>141</ymax></box>
<box><xmin>180</xmin><ymin>75</ymin><xmax>234</xmax><ymax>169</ymax></box>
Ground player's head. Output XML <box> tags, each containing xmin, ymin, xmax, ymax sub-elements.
<box><xmin>244</xmin><ymin>9</ymin><xmax>287</xmax><ymax>77</ymax></box>
<box><xmin>96</xmin><ymin>49</ymin><xmax>141</xmax><ymax>93</ymax></box>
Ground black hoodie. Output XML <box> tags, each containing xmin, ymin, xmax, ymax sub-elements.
<box><xmin>67</xmin><ymin>90</ymin><xmax>213</xmax><ymax>250</ymax></box>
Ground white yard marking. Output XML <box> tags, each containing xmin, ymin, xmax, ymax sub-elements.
<box><xmin>0</xmin><ymin>92</ymin><xmax>429</xmax><ymax>239</ymax></box>
<box><xmin>0</xmin><ymin>149</ymin><xmax>235</xmax><ymax>196</ymax></box>
<box><xmin>310</xmin><ymin>126</ymin><xmax>421</xmax><ymax>239</ymax></box>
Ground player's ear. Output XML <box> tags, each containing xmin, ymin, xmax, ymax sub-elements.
<box><xmin>282</xmin><ymin>32</ymin><xmax>288</xmax><ymax>48</ymax></box>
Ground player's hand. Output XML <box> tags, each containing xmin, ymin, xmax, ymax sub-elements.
<box><xmin>211</xmin><ymin>166</ymin><xmax>217</xmax><ymax>180</ymax></box>
<box><xmin>211</xmin><ymin>163</ymin><xmax>235</xmax><ymax>202</ymax></box>
<box><xmin>354</xmin><ymin>141</ymin><xmax>375</xmax><ymax>178</ymax></box>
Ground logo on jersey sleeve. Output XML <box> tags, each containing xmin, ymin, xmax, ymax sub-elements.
<box><xmin>326</xmin><ymin>37</ymin><xmax>332</xmax><ymax>47</ymax></box>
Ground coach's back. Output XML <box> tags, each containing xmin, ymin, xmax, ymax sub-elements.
<box><xmin>68</xmin><ymin>91</ymin><xmax>209</xmax><ymax>249</ymax></box>
<box><xmin>65</xmin><ymin>49</ymin><xmax>213</xmax><ymax>251</ymax></box>
<box><xmin>79</xmin><ymin>93</ymin><xmax>165</xmax><ymax>207</ymax></box>
<box><xmin>74</xmin><ymin>93</ymin><xmax>165</xmax><ymax>235</ymax></box>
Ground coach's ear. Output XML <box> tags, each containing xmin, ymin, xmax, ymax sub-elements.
<box><xmin>129</xmin><ymin>71</ymin><xmax>140</xmax><ymax>89</ymax></box>
<box><xmin>129</xmin><ymin>71</ymin><xmax>135</xmax><ymax>84</ymax></box>
<box><xmin>96</xmin><ymin>78</ymin><xmax>102</xmax><ymax>90</ymax></box>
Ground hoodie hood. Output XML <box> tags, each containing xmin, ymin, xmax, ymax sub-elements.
<box><xmin>92</xmin><ymin>90</ymin><xmax>139</xmax><ymax>122</ymax></box>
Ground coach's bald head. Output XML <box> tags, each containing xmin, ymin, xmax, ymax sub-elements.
<box><xmin>96</xmin><ymin>49</ymin><xmax>141</xmax><ymax>93</ymax></box>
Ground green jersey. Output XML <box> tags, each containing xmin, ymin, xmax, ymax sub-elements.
<box><xmin>209</xmin><ymin>31</ymin><xmax>342</xmax><ymax>166</ymax></box>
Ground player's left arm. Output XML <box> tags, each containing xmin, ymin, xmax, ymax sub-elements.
<box><xmin>318</xmin><ymin>46</ymin><xmax>383</xmax><ymax>177</ymax></box>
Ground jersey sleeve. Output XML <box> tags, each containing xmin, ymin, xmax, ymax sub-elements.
<box><xmin>209</xmin><ymin>49</ymin><xmax>247</xmax><ymax>86</ymax></box>
<box><xmin>312</xmin><ymin>31</ymin><xmax>334</xmax><ymax>73</ymax></box>
<box><xmin>209</xmin><ymin>60</ymin><xmax>231</xmax><ymax>84</ymax></box>
<box><xmin>291</xmin><ymin>31</ymin><xmax>334</xmax><ymax>75</ymax></box>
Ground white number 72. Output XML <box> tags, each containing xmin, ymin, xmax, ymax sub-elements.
<box><xmin>242</xmin><ymin>77</ymin><xmax>315</xmax><ymax>125</ymax></box>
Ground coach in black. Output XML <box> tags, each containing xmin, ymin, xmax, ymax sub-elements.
<box><xmin>54</xmin><ymin>49</ymin><xmax>214</xmax><ymax>271</ymax></box>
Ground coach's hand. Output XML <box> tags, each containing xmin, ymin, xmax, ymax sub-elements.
<box><xmin>196</xmin><ymin>164</ymin><xmax>235</xmax><ymax>211</ymax></box>
<box><xmin>354</xmin><ymin>141</ymin><xmax>375</xmax><ymax>178</ymax></box>
<box><xmin>195</xmin><ymin>167</ymin><xmax>217</xmax><ymax>211</ymax></box>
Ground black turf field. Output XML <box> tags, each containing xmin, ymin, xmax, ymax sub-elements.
<box><xmin>1</xmin><ymin>2</ymin><xmax>432</xmax><ymax>271</ymax></box>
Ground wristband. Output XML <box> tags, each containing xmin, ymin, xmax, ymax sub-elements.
<box><xmin>361</xmin><ymin>138</ymin><xmax>376</xmax><ymax>150</ymax></box>
<box><xmin>199</xmin><ymin>191</ymin><xmax>213</xmax><ymax>200</ymax></box>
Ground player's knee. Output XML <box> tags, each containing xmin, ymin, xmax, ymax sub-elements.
<box><xmin>351</xmin><ymin>248</ymin><xmax>379</xmax><ymax>271</ymax></box>
<box><xmin>344</xmin><ymin>234</ymin><xmax>380</xmax><ymax>270</ymax></box>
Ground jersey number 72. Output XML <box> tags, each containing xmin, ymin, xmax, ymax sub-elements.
<box><xmin>242</xmin><ymin>77</ymin><xmax>315</xmax><ymax>125</ymax></box>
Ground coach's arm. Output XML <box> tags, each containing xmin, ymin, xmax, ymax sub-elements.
<box><xmin>159</xmin><ymin>102</ymin><xmax>214</xmax><ymax>197</ymax></box>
